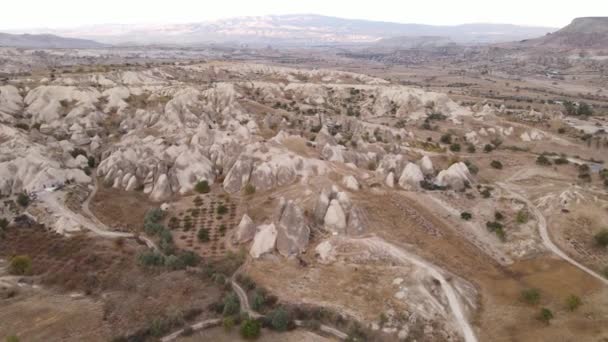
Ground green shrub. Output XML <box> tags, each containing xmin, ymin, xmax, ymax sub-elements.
<box><xmin>466</xmin><ymin>144</ymin><xmax>476</xmax><ymax>153</ymax></box>
<box><xmin>16</xmin><ymin>193</ymin><xmax>30</xmax><ymax>207</ymax></box>
<box><xmin>268</xmin><ymin>308</ymin><xmax>291</xmax><ymax>332</ymax></box>
<box><xmin>223</xmin><ymin>293</ymin><xmax>240</xmax><ymax>316</ymax></box>
<box><xmin>536</xmin><ymin>154</ymin><xmax>552</xmax><ymax>166</ymax></box>
<box><xmin>217</xmin><ymin>204</ymin><xmax>228</xmax><ymax>215</ymax></box>
<box><xmin>516</xmin><ymin>210</ymin><xmax>529</xmax><ymax>224</ymax></box>
<box><xmin>554</xmin><ymin>156</ymin><xmax>569</xmax><ymax>165</ymax></box>
<box><xmin>240</xmin><ymin>319</ymin><xmax>261</xmax><ymax>339</ymax></box>
<box><xmin>483</xmin><ymin>144</ymin><xmax>494</xmax><ymax>153</ymax></box>
<box><xmin>0</xmin><ymin>218</ymin><xmax>8</xmax><ymax>229</ymax></box>
<box><xmin>494</xmin><ymin>211</ymin><xmax>504</xmax><ymax>221</ymax></box>
<box><xmin>537</xmin><ymin>308</ymin><xmax>554</xmax><ymax>324</ymax></box>
<box><xmin>5</xmin><ymin>336</ymin><xmax>19</xmax><ymax>342</ymax></box>
<box><xmin>223</xmin><ymin>316</ymin><xmax>236</xmax><ymax>331</ymax></box>
<box><xmin>595</xmin><ymin>230</ymin><xmax>608</xmax><ymax>247</ymax></box>
<box><xmin>490</xmin><ymin>160</ymin><xmax>503</xmax><ymax>169</ymax></box>
<box><xmin>367</xmin><ymin>161</ymin><xmax>377</xmax><ymax>171</ymax></box>
<box><xmin>460</xmin><ymin>212</ymin><xmax>472</xmax><ymax>221</ymax></box>
<box><xmin>144</xmin><ymin>208</ymin><xmax>164</xmax><ymax>224</ymax></box>
<box><xmin>251</xmin><ymin>291</ymin><xmax>265</xmax><ymax>311</ymax></box>
<box><xmin>521</xmin><ymin>288</ymin><xmax>541</xmax><ymax>305</ymax></box>
<box><xmin>197</xmin><ymin>228</ymin><xmax>210</xmax><ymax>242</ymax></box>
<box><xmin>9</xmin><ymin>255</ymin><xmax>32</xmax><ymax>275</ymax></box>
<box><xmin>87</xmin><ymin>156</ymin><xmax>96</xmax><ymax>168</ymax></box>
<box><xmin>450</xmin><ymin>143</ymin><xmax>461</xmax><ymax>152</ymax></box>
<box><xmin>195</xmin><ymin>180</ymin><xmax>210</xmax><ymax>194</ymax></box>
<box><xmin>244</xmin><ymin>183</ymin><xmax>256</xmax><ymax>196</ymax></box>
<box><xmin>440</xmin><ymin>133</ymin><xmax>452</xmax><ymax>144</ymax></box>
<box><xmin>138</xmin><ymin>251</ymin><xmax>165</xmax><ymax>267</ymax></box>
<box><xmin>565</xmin><ymin>294</ymin><xmax>582</xmax><ymax>311</ymax></box>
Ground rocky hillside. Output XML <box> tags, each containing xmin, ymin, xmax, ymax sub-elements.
<box><xmin>0</xmin><ymin>32</ymin><xmax>105</xmax><ymax>49</ymax></box>
<box><xmin>20</xmin><ymin>14</ymin><xmax>555</xmax><ymax>46</ymax></box>
<box><xmin>520</xmin><ymin>17</ymin><xmax>608</xmax><ymax>49</ymax></box>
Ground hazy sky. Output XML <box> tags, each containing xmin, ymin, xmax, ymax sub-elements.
<box><xmin>1</xmin><ymin>0</ymin><xmax>606</xmax><ymax>30</ymax></box>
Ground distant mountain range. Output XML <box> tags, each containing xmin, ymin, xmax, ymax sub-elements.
<box><xmin>11</xmin><ymin>14</ymin><xmax>556</xmax><ymax>47</ymax></box>
<box><xmin>520</xmin><ymin>17</ymin><xmax>608</xmax><ymax>49</ymax></box>
<box><xmin>0</xmin><ymin>32</ymin><xmax>105</xmax><ymax>49</ymax></box>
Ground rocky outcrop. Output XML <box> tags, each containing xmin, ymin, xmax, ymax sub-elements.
<box><xmin>434</xmin><ymin>162</ymin><xmax>471</xmax><ymax>191</ymax></box>
<box><xmin>418</xmin><ymin>156</ymin><xmax>434</xmax><ymax>176</ymax></box>
<box><xmin>342</xmin><ymin>175</ymin><xmax>360</xmax><ymax>191</ymax></box>
<box><xmin>398</xmin><ymin>163</ymin><xmax>424</xmax><ymax>190</ymax></box>
<box><xmin>250</xmin><ymin>224</ymin><xmax>278</xmax><ymax>258</ymax></box>
<box><xmin>275</xmin><ymin>199</ymin><xmax>310</xmax><ymax>257</ymax></box>
<box><xmin>234</xmin><ymin>214</ymin><xmax>255</xmax><ymax>243</ymax></box>
<box><xmin>314</xmin><ymin>186</ymin><xmax>365</xmax><ymax>236</ymax></box>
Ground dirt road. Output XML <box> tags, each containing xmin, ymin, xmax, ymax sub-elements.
<box><xmin>498</xmin><ymin>182</ymin><xmax>608</xmax><ymax>286</ymax></box>
<box><xmin>358</xmin><ymin>236</ymin><xmax>478</xmax><ymax>342</ymax></box>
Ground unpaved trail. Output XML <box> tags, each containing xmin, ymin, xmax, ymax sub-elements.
<box><xmin>497</xmin><ymin>182</ymin><xmax>608</xmax><ymax>286</ymax></box>
<box><xmin>357</xmin><ymin>236</ymin><xmax>478</xmax><ymax>342</ymax></box>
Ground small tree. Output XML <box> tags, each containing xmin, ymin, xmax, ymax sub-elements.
<box><xmin>594</xmin><ymin>229</ymin><xmax>608</xmax><ymax>247</ymax></box>
<box><xmin>223</xmin><ymin>316</ymin><xmax>236</xmax><ymax>331</ymax></box>
<box><xmin>244</xmin><ymin>184</ymin><xmax>256</xmax><ymax>196</ymax></box>
<box><xmin>516</xmin><ymin>210</ymin><xmax>529</xmax><ymax>224</ymax></box>
<box><xmin>197</xmin><ymin>228</ymin><xmax>210</xmax><ymax>242</ymax></box>
<box><xmin>460</xmin><ymin>212</ymin><xmax>472</xmax><ymax>221</ymax></box>
<box><xmin>217</xmin><ymin>204</ymin><xmax>228</xmax><ymax>215</ymax></box>
<box><xmin>565</xmin><ymin>294</ymin><xmax>582</xmax><ymax>311</ymax></box>
<box><xmin>223</xmin><ymin>293</ymin><xmax>240</xmax><ymax>316</ymax></box>
<box><xmin>240</xmin><ymin>319</ymin><xmax>261</xmax><ymax>339</ymax></box>
<box><xmin>9</xmin><ymin>255</ymin><xmax>32</xmax><ymax>275</ymax></box>
<box><xmin>521</xmin><ymin>288</ymin><xmax>541</xmax><ymax>305</ymax></box>
<box><xmin>16</xmin><ymin>193</ymin><xmax>30</xmax><ymax>207</ymax></box>
<box><xmin>450</xmin><ymin>143</ymin><xmax>461</xmax><ymax>152</ymax></box>
<box><xmin>268</xmin><ymin>307</ymin><xmax>291</xmax><ymax>332</ymax></box>
<box><xmin>536</xmin><ymin>154</ymin><xmax>551</xmax><ymax>166</ymax></box>
<box><xmin>490</xmin><ymin>160</ymin><xmax>503</xmax><ymax>169</ymax></box>
<box><xmin>537</xmin><ymin>308</ymin><xmax>554</xmax><ymax>325</ymax></box>
<box><xmin>195</xmin><ymin>180</ymin><xmax>210</xmax><ymax>194</ymax></box>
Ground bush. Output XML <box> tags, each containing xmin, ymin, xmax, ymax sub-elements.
<box><xmin>483</xmin><ymin>144</ymin><xmax>494</xmax><ymax>153</ymax></box>
<box><xmin>449</xmin><ymin>143</ymin><xmax>461</xmax><ymax>152</ymax></box>
<box><xmin>87</xmin><ymin>156</ymin><xmax>96</xmax><ymax>168</ymax></box>
<box><xmin>69</xmin><ymin>148</ymin><xmax>87</xmax><ymax>159</ymax></box>
<box><xmin>197</xmin><ymin>228</ymin><xmax>210</xmax><ymax>242</ymax></box>
<box><xmin>223</xmin><ymin>316</ymin><xmax>236</xmax><ymax>331</ymax></box>
<box><xmin>138</xmin><ymin>251</ymin><xmax>165</xmax><ymax>267</ymax></box>
<box><xmin>5</xmin><ymin>336</ymin><xmax>19</xmax><ymax>342</ymax></box>
<box><xmin>490</xmin><ymin>160</ymin><xmax>503</xmax><ymax>169</ymax></box>
<box><xmin>467</xmin><ymin>144</ymin><xmax>476</xmax><ymax>153</ymax></box>
<box><xmin>494</xmin><ymin>211</ymin><xmax>504</xmax><ymax>221</ymax></box>
<box><xmin>565</xmin><ymin>294</ymin><xmax>582</xmax><ymax>311</ymax></box>
<box><xmin>268</xmin><ymin>308</ymin><xmax>291</xmax><ymax>331</ymax></box>
<box><xmin>594</xmin><ymin>230</ymin><xmax>608</xmax><ymax>247</ymax></box>
<box><xmin>536</xmin><ymin>154</ymin><xmax>551</xmax><ymax>166</ymax></box>
<box><xmin>9</xmin><ymin>255</ymin><xmax>32</xmax><ymax>275</ymax></box>
<box><xmin>554</xmin><ymin>156</ymin><xmax>569</xmax><ymax>165</ymax></box>
<box><xmin>16</xmin><ymin>193</ymin><xmax>30</xmax><ymax>207</ymax></box>
<box><xmin>367</xmin><ymin>161</ymin><xmax>377</xmax><ymax>171</ymax></box>
<box><xmin>460</xmin><ymin>212</ymin><xmax>472</xmax><ymax>221</ymax></box>
<box><xmin>144</xmin><ymin>208</ymin><xmax>164</xmax><ymax>224</ymax></box>
<box><xmin>537</xmin><ymin>308</ymin><xmax>554</xmax><ymax>324</ymax></box>
<box><xmin>217</xmin><ymin>204</ymin><xmax>228</xmax><ymax>215</ymax></box>
<box><xmin>178</xmin><ymin>251</ymin><xmax>200</xmax><ymax>267</ymax></box>
<box><xmin>195</xmin><ymin>180</ymin><xmax>210</xmax><ymax>194</ymax></box>
<box><xmin>251</xmin><ymin>291</ymin><xmax>265</xmax><ymax>311</ymax></box>
<box><xmin>516</xmin><ymin>210</ymin><xmax>529</xmax><ymax>224</ymax></box>
<box><xmin>521</xmin><ymin>288</ymin><xmax>541</xmax><ymax>305</ymax></box>
<box><xmin>0</xmin><ymin>218</ymin><xmax>8</xmax><ymax>229</ymax></box>
<box><xmin>440</xmin><ymin>133</ymin><xmax>452</xmax><ymax>144</ymax></box>
<box><xmin>223</xmin><ymin>293</ymin><xmax>240</xmax><ymax>316</ymax></box>
<box><xmin>244</xmin><ymin>183</ymin><xmax>256</xmax><ymax>196</ymax></box>
<box><xmin>240</xmin><ymin>319</ymin><xmax>261</xmax><ymax>339</ymax></box>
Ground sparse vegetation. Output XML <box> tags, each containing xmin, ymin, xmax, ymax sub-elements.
<box><xmin>490</xmin><ymin>160</ymin><xmax>503</xmax><ymax>169</ymax></box>
<box><xmin>594</xmin><ymin>229</ymin><xmax>608</xmax><ymax>247</ymax></box>
<box><xmin>516</xmin><ymin>210</ymin><xmax>529</xmax><ymax>224</ymax></box>
<box><xmin>461</xmin><ymin>212</ymin><xmax>472</xmax><ymax>221</ymax></box>
<box><xmin>195</xmin><ymin>180</ymin><xmax>210</xmax><ymax>194</ymax></box>
<box><xmin>240</xmin><ymin>318</ymin><xmax>261</xmax><ymax>339</ymax></box>
<box><xmin>537</xmin><ymin>308</ymin><xmax>554</xmax><ymax>325</ymax></box>
<box><xmin>565</xmin><ymin>294</ymin><xmax>582</xmax><ymax>311</ymax></box>
<box><xmin>267</xmin><ymin>307</ymin><xmax>291</xmax><ymax>331</ymax></box>
<box><xmin>521</xmin><ymin>288</ymin><xmax>541</xmax><ymax>305</ymax></box>
<box><xmin>244</xmin><ymin>183</ymin><xmax>256</xmax><ymax>196</ymax></box>
<box><xmin>197</xmin><ymin>228</ymin><xmax>210</xmax><ymax>242</ymax></box>
<box><xmin>536</xmin><ymin>154</ymin><xmax>551</xmax><ymax>166</ymax></box>
<box><xmin>9</xmin><ymin>255</ymin><xmax>32</xmax><ymax>275</ymax></box>
<box><xmin>16</xmin><ymin>193</ymin><xmax>30</xmax><ymax>207</ymax></box>
<box><xmin>222</xmin><ymin>292</ymin><xmax>240</xmax><ymax>316</ymax></box>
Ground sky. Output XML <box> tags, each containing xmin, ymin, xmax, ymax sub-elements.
<box><xmin>1</xmin><ymin>0</ymin><xmax>606</xmax><ymax>30</ymax></box>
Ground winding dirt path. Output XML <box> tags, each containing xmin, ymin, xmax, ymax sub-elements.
<box><xmin>358</xmin><ymin>236</ymin><xmax>478</xmax><ymax>342</ymax></box>
<box><xmin>497</xmin><ymin>182</ymin><xmax>608</xmax><ymax>286</ymax></box>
